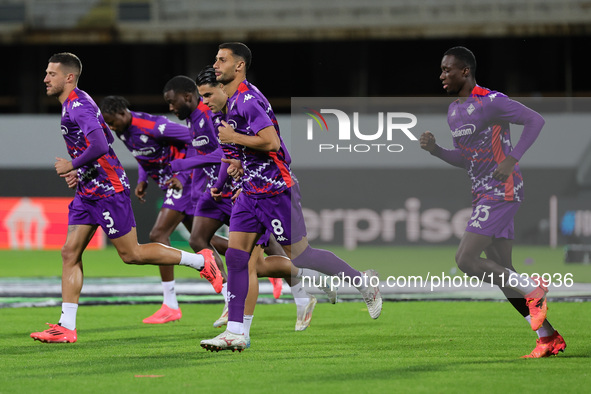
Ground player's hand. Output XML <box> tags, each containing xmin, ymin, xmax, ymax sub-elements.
<box><xmin>55</xmin><ymin>157</ymin><xmax>74</xmax><ymax>175</ymax></box>
<box><xmin>222</xmin><ymin>158</ymin><xmax>244</xmax><ymax>181</ymax></box>
<box><xmin>231</xmin><ymin>188</ymin><xmax>242</xmax><ymax>203</ymax></box>
<box><xmin>165</xmin><ymin>177</ymin><xmax>183</xmax><ymax>192</ymax></box>
<box><xmin>419</xmin><ymin>132</ymin><xmax>436</xmax><ymax>152</ymax></box>
<box><xmin>135</xmin><ymin>181</ymin><xmax>148</xmax><ymax>203</ymax></box>
<box><xmin>210</xmin><ymin>187</ymin><xmax>222</xmax><ymax>202</ymax></box>
<box><xmin>218</xmin><ymin>120</ymin><xmax>236</xmax><ymax>144</ymax></box>
<box><xmin>493</xmin><ymin>155</ymin><xmax>518</xmax><ymax>182</ymax></box>
<box><xmin>60</xmin><ymin>169</ymin><xmax>78</xmax><ymax>189</ymax></box>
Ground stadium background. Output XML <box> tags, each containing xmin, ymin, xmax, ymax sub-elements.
<box><xmin>1</xmin><ymin>0</ymin><xmax>590</xmax><ymax>253</ymax></box>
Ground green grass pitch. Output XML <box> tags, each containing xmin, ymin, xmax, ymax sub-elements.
<box><xmin>1</xmin><ymin>246</ymin><xmax>590</xmax><ymax>393</ymax></box>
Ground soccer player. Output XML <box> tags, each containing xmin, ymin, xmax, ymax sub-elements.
<box><xmin>166</xmin><ymin>73</ymin><xmax>334</xmax><ymax>335</ymax></box>
<box><xmin>195</xmin><ymin>66</ymin><xmax>337</xmax><ymax>342</ymax></box>
<box><xmin>30</xmin><ymin>52</ymin><xmax>221</xmax><ymax>343</ymax></box>
<box><xmin>100</xmin><ymin>95</ymin><xmax>227</xmax><ymax>323</ymax></box>
<box><xmin>419</xmin><ymin>46</ymin><xmax>565</xmax><ymax>358</ymax></box>
<box><xmin>200</xmin><ymin>43</ymin><xmax>382</xmax><ymax>352</ymax></box>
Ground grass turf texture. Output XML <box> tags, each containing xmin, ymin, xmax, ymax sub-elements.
<box><xmin>1</xmin><ymin>245</ymin><xmax>588</xmax><ymax>283</ymax></box>
<box><xmin>1</xmin><ymin>302</ymin><xmax>590</xmax><ymax>393</ymax></box>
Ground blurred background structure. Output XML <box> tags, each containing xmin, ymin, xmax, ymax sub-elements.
<box><xmin>1</xmin><ymin>0</ymin><xmax>590</xmax><ymax>251</ymax></box>
<box><xmin>1</xmin><ymin>0</ymin><xmax>591</xmax><ymax>113</ymax></box>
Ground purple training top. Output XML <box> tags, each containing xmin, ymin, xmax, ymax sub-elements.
<box><xmin>61</xmin><ymin>88</ymin><xmax>129</xmax><ymax>199</ymax></box>
<box><xmin>115</xmin><ymin>111</ymin><xmax>192</xmax><ymax>191</ymax></box>
<box><xmin>434</xmin><ymin>85</ymin><xmax>543</xmax><ymax>204</ymax></box>
<box><xmin>225</xmin><ymin>80</ymin><xmax>293</xmax><ymax>198</ymax></box>
<box><xmin>185</xmin><ymin>100</ymin><xmax>233</xmax><ymax>197</ymax></box>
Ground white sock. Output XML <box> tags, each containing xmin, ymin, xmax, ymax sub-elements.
<box><xmin>504</xmin><ymin>270</ymin><xmax>538</xmax><ymax>295</ymax></box>
<box><xmin>227</xmin><ymin>321</ymin><xmax>243</xmax><ymax>335</ymax></box>
<box><xmin>178</xmin><ymin>250</ymin><xmax>204</xmax><ymax>271</ymax></box>
<box><xmin>162</xmin><ymin>280</ymin><xmax>179</xmax><ymax>310</ymax></box>
<box><xmin>526</xmin><ymin>315</ymin><xmax>555</xmax><ymax>338</ymax></box>
<box><xmin>222</xmin><ymin>282</ymin><xmax>228</xmax><ymax>306</ymax></box>
<box><xmin>290</xmin><ymin>280</ymin><xmax>311</xmax><ymax>307</ymax></box>
<box><xmin>243</xmin><ymin>315</ymin><xmax>253</xmax><ymax>339</ymax></box>
<box><xmin>58</xmin><ymin>302</ymin><xmax>78</xmax><ymax>330</ymax></box>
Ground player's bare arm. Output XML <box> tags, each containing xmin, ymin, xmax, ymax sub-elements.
<box><xmin>419</xmin><ymin>131</ymin><xmax>436</xmax><ymax>152</ymax></box>
<box><xmin>135</xmin><ymin>181</ymin><xmax>148</xmax><ymax>203</ymax></box>
<box><xmin>492</xmin><ymin>155</ymin><xmax>518</xmax><ymax>182</ymax></box>
<box><xmin>222</xmin><ymin>157</ymin><xmax>244</xmax><ymax>181</ymax></box>
<box><xmin>60</xmin><ymin>169</ymin><xmax>78</xmax><ymax>189</ymax></box>
<box><xmin>218</xmin><ymin>121</ymin><xmax>280</xmax><ymax>152</ymax></box>
<box><xmin>164</xmin><ymin>177</ymin><xmax>183</xmax><ymax>191</ymax></box>
<box><xmin>55</xmin><ymin>157</ymin><xmax>74</xmax><ymax>175</ymax></box>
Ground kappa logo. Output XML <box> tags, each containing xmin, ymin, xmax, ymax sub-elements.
<box><xmin>158</xmin><ymin>124</ymin><xmax>166</xmax><ymax>134</ymax></box>
<box><xmin>140</xmin><ymin>134</ymin><xmax>149</xmax><ymax>143</ymax></box>
<box><xmin>243</xmin><ymin>94</ymin><xmax>254</xmax><ymax>103</ymax></box>
<box><xmin>164</xmin><ymin>198</ymin><xmax>174</xmax><ymax>205</ymax></box>
<box><xmin>275</xmin><ymin>235</ymin><xmax>288</xmax><ymax>242</ymax></box>
<box><xmin>108</xmin><ymin>227</ymin><xmax>119</xmax><ymax>235</ymax></box>
<box><xmin>489</xmin><ymin>92</ymin><xmax>499</xmax><ymax>102</ymax></box>
<box><xmin>469</xmin><ymin>221</ymin><xmax>482</xmax><ymax>229</ymax></box>
<box><xmin>72</xmin><ymin>101</ymin><xmax>83</xmax><ymax>109</ymax></box>
<box><xmin>466</xmin><ymin>103</ymin><xmax>475</xmax><ymax>115</ymax></box>
<box><xmin>451</xmin><ymin>109</ymin><xmax>456</xmax><ymax>116</ymax></box>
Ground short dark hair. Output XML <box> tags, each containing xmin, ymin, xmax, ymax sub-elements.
<box><xmin>48</xmin><ymin>52</ymin><xmax>82</xmax><ymax>78</ymax></box>
<box><xmin>163</xmin><ymin>75</ymin><xmax>197</xmax><ymax>94</ymax></box>
<box><xmin>195</xmin><ymin>66</ymin><xmax>220</xmax><ymax>87</ymax></box>
<box><xmin>444</xmin><ymin>46</ymin><xmax>477</xmax><ymax>76</ymax></box>
<box><xmin>100</xmin><ymin>95</ymin><xmax>130</xmax><ymax>115</ymax></box>
<box><xmin>219</xmin><ymin>42</ymin><xmax>252</xmax><ymax>70</ymax></box>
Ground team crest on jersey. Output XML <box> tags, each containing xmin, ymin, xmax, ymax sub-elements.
<box><xmin>140</xmin><ymin>134</ymin><xmax>149</xmax><ymax>143</ymax></box>
<box><xmin>467</xmin><ymin>103</ymin><xmax>475</xmax><ymax>115</ymax></box>
<box><xmin>451</xmin><ymin>109</ymin><xmax>456</xmax><ymax>116</ymax></box>
<box><xmin>199</xmin><ymin>118</ymin><xmax>205</xmax><ymax>128</ymax></box>
<box><xmin>158</xmin><ymin>124</ymin><xmax>166</xmax><ymax>134</ymax></box>
<box><xmin>227</xmin><ymin>119</ymin><xmax>237</xmax><ymax>130</ymax></box>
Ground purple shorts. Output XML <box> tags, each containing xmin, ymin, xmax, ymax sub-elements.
<box><xmin>194</xmin><ymin>192</ymin><xmax>232</xmax><ymax>225</ymax></box>
<box><xmin>161</xmin><ymin>178</ymin><xmax>193</xmax><ymax>216</ymax></box>
<box><xmin>465</xmin><ymin>200</ymin><xmax>521</xmax><ymax>239</ymax></box>
<box><xmin>229</xmin><ymin>183</ymin><xmax>307</xmax><ymax>245</ymax></box>
<box><xmin>68</xmin><ymin>191</ymin><xmax>136</xmax><ymax>239</ymax></box>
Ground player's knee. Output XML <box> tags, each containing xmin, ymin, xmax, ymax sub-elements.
<box><xmin>189</xmin><ymin>235</ymin><xmax>208</xmax><ymax>253</ymax></box>
<box><xmin>118</xmin><ymin>249</ymin><xmax>141</xmax><ymax>265</ymax></box>
<box><xmin>149</xmin><ymin>228</ymin><xmax>167</xmax><ymax>243</ymax></box>
<box><xmin>61</xmin><ymin>244</ymin><xmax>79</xmax><ymax>265</ymax></box>
<box><xmin>455</xmin><ymin>250</ymin><xmax>476</xmax><ymax>275</ymax></box>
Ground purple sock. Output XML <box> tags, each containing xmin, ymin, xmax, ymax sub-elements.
<box><xmin>225</xmin><ymin>248</ymin><xmax>250</xmax><ymax>324</ymax></box>
<box><xmin>292</xmin><ymin>246</ymin><xmax>361</xmax><ymax>279</ymax></box>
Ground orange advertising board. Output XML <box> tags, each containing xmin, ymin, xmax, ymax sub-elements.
<box><xmin>0</xmin><ymin>197</ymin><xmax>105</xmax><ymax>250</ymax></box>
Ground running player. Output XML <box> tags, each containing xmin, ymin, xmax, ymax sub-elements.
<box><xmin>30</xmin><ymin>52</ymin><xmax>221</xmax><ymax>344</ymax></box>
<box><xmin>100</xmin><ymin>95</ymin><xmax>226</xmax><ymax>323</ymax></box>
<box><xmin>200</xmin><ymin>43</ymin><xmax>381</xmax><ymax>352</ymax></box>
<box><xmin>195</xmin><ymin>66</ymin><xmax>337</xmax><ymax>343</ymax></box>
<box><xmin>419</xmin><ymin>46</ymin><xmax>565</xmax><ymax>358</ymax></box>
<box><xmin>166</xmin><ymin>73</ymin><xmax>335</xmax><ymax>335</ymax></box>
